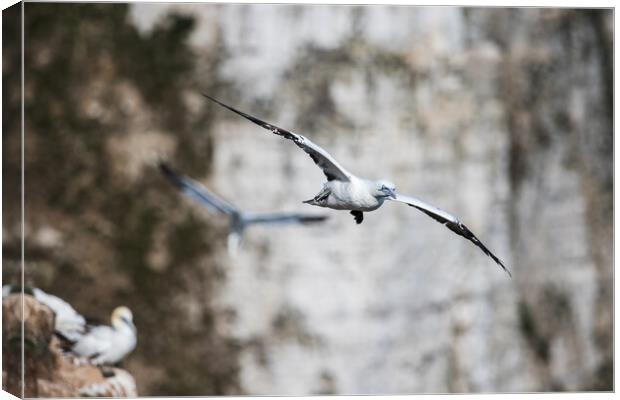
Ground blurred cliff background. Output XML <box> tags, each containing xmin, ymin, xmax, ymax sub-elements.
<box><xmin>2</xmin><ymin>3</ymin><xmax>613</xmax><ymax>395</ymax></box>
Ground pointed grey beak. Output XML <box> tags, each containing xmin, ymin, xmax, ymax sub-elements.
<box><xmin>121</xmin><ymin>316</ymin><xmax>137</xmax><ymax>333</ymax></box>
<box><xmin>382</xmin><ymin>188</ymin><xmax>397</xmax><ymax>199</ymax></box>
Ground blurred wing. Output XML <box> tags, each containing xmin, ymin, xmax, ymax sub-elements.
<box><xmin>244</xmin><ymin>212</ymin><xmax>329</xmax><ymax>226</ymax></box>
<box><xmin>32</xmin><ymin>288</ymin><xmax>87</xmax><ymax>342</ymax></box>
<box><xmin>202</xmin><ymin>93</ymin><xmax>352</xmax><ymax>182</ymax></box>
<box><xmin>159</xmin><ymin>162</ymin><xmax>237</xmax><ymax>215</ymax></box>
<box><xmin>391</xmin><ymin>194</ymin><xmax>511</xmax><ymax>277</ymax></box>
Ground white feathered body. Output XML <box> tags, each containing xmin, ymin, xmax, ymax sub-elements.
<box><xmin>317</xmin><ymin>178</ymin><xmax>385</xmax><ymax>212</ymax></box>
<box><xmin>72</xmin><ymin>323</ymin><xmax>137</xmax><ymax>365</ymax></box>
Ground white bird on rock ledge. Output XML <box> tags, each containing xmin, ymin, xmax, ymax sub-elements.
<box><xmin>70</xmin><ymin>306</ymin><xmax>137</xmax><ymax>365</ymax></box>
<box><xmin>2</xmin><ymin>285</ymin><xmax>138</xmax><ymax>365</ymax></box>
<box><xmin>202</xmin><ymin>93</ymin><xmax>511</xmax><ymax>276</ymax></box>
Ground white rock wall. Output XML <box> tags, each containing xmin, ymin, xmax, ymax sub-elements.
<box><xmin>129</xmin><ymin>4</ymin><xmax>609</xmax><ymax>394</ymax></box>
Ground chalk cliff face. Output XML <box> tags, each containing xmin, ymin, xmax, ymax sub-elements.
<box><xmin>4</xmin><ymin>4</ymin><xmax>611</xmax><ymax>395</ymax></box>
<box><xmin>131</xmin><ymin>5</ymin><xmax>612</xmax><ymax>394</ymax></box>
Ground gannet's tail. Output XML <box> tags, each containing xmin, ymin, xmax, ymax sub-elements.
<box><xmin>302</xmin><ymin>186</ymin><xmax>331</xmax><ymax>207</ymax></box>
<box><xmin>227</xmin><ymin>214</ymin><xmax>246</xmax><ymax>257</ymax></box>
<box><xmin>227</xmin><ymin>230</ymin><xmax>244</xmax><ymax>257</ymax></box>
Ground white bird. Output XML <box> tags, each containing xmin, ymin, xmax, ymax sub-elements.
<box><xmin>159</xmin><ymin>162</ymin><xmax>329</xmax><ymax>255</ymax></box>
<box><xmin>70</xmin><ymin>306</ymin><xmax>137</xmax><ymax>365</ymax></box>
<box><xmin>202</xmin><ymin>94</ymin><xmax>511</xmax><ymax>276</ymax></box>
<box><xmin>2</xmin><ymin>284</ymin><xmax>86</xmax><ymax>342</ymax></box>
<box><xmin>2</xmin><ymin>285</ymin><xmax>137</xmax><ymax>366</ymax></box>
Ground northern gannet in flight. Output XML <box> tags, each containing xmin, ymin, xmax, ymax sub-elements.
<box><xmin>201</xmin><ymin>94</ymin><xmax>510</xmax><ymax>276</ymax></box>
<box><xmin>69</xmin><ymin>306</ymin><xmax>137</xmax><ymax>365</ymax></box>
<box><xmin>159</xmin><ymin>162</ymin><xmax>329</xmax><ymax>255</ymax></box>
<box><xmin>3</xmin><ymin>284</ymin><xmax>86</xmax><ymax>342</ymax></box>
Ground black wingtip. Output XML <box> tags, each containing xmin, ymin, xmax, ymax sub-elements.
<box><xmin>490</xmin><ymin>256</ymin><xmax>512</xmax><ymax>278</ymax></box>
<box><xmin>300</xmin><ymin>215</ymin><xmax>330</xmax><ymax>224</ymax></box>
<box><xmin>200</xmin><ymin>92</ymin><xmax>218</xmax><ymax>104</ymax></box>
<box><xmin>201</xmin><ymin>92</ymin><xmax>231</xmax><ymax>111</ymax></box>
<box><xmin>200</xmin><ymin>92</ymin><xmax>283</xmax><ymax>133</ymax></box>
<box><xmin>476</xmin><ymin>240</ymin><xmax>512</xmax><ymax>278</ymax></box>
<box><xmin>201</xmin><ymin>92</ymin><xmax>244</xmax><ymax>117</ymax></box>
<box><xmin>158</xmin><ymin>161</ymin><xmax>185</xmax><ymax>189</ymax></box>
<box><xmin>499</xmin><ymin>261</ymin><xmax>512</xmax><ymax>278</ymax></box>
<box><xmin>460</xmin><ymin>223</ymin><xmax>512</xmax><ymax>278</ymax></box>
<box><xmin>158</xmin><ymin>160</ymin><xmax>174</xmax><ymax>178</ymax></box>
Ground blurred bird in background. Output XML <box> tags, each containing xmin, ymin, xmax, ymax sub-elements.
<box><xmin>159</xmin><ymin>162</ymin><xmax>329</xmax><ymax>255</ymax></box>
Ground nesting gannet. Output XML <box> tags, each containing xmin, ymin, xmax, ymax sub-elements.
<box><xmin>70</xmin><ymin>306</ymin><xmax>137</xmax><ymax>365</ymax></box>
<box><xmin>201</xmin><ymin>94</ymin><xmax>510</xmax><ymax>276</ymax></box>
<box><xmin>159</xmin><ymin>162</ymin><xmax>328</xmax><ymax>255</ymax></box>
<box><xmin>2</xmin><ymin>284</ymin><xmax>86</xmax><ymax>342</ymax></box>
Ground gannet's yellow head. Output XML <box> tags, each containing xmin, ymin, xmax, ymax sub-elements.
<box><xmin>111</xmin><ymin>306</ymin><xmax>134</xmax><ymax>329</ymax></box>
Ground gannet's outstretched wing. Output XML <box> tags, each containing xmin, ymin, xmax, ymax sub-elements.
<box><xmin>3</xmin><ymin>285</ymin><xmax>88</xmax><ymax>342</ymax></box>
<box><xmin>391</xmin><ymin>194</ymin><xmax>511</xmax><ymax>276</ymax></box>
<box><xmin>32</xmin><ymin>288</ymin><xmax>87</xmax><ymax>342</ymax></box>
<box><xmin>159</xmin><ymin>162</ymin><xmax>237</xmax><ymax>215</ymax></box>
<box><xmin>244</xmin><ymin>212</ymin><xmax>329</xmax><ymax>226</ymax></box>
<box><xmin>202</xmin><ymin>94</ymin><xmax>352</xmax><ymax>182</ymax></box>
